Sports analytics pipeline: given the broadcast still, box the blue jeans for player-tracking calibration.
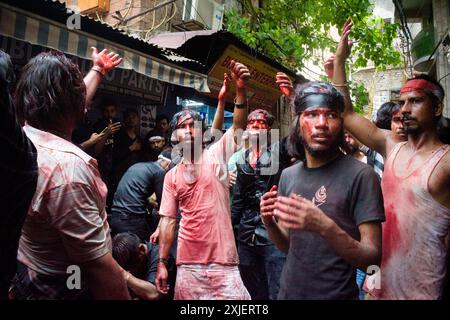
[110,212,151,241]
[238,242,286,300]
[356,269,366,300]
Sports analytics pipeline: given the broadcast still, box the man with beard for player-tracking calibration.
[231,109,287,300]
[343,131,367,163]
[156,61,251,300]
[260,81,385,299]
[334,20,450,300]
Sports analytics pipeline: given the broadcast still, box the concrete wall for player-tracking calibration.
[352,67,407,118]
[102,0,242,35]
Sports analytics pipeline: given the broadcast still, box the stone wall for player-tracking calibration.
[352,67,407,118]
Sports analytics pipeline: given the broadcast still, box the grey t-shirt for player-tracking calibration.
[277,154,385,300]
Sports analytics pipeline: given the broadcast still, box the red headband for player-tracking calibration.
[400,79,439,94]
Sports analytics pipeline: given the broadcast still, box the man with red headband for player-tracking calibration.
[231,108,289,300]
[334,20,450,299]
[156,61,251,300]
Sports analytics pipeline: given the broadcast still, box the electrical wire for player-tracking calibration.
[124,2,177,35]
[145,3,169,41]
[122,0,134,21]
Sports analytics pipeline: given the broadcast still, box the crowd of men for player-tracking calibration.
[1,20,450,300]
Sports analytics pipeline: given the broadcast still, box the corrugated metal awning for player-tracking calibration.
[0,2,210,92]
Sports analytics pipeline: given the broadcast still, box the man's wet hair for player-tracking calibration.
[169,109,206,145]
[375,102,400,130]
[112,232,142,271]
[247,109,275,127]
[0,50,15,90]
[15,51,86,130]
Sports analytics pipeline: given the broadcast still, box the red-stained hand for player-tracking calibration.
[91,47,123,73]
[229,60,251,89]
[335,19,353,62]
[149,228,159,244]
[260,185,278,226]
[275,72,294,97]
[218,73,230,101]
[155,263,169,295]
[273,193,330,233]
[323,55,335,79]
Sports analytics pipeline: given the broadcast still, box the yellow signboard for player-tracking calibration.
[207,45,287,111]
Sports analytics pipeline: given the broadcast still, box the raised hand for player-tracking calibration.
[218,73,230,101]
[275,72,294,98]
[323,55,335,79]
[90,47,123,74]
[229,60,251,89]
[335,19,353,62]
[100,121,121,138]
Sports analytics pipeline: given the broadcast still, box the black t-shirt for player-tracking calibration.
[277,154,385,300]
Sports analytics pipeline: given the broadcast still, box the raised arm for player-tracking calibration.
[211,73,229,131]
[229,60,250,130]
[84,47,123,110]
[275,72,294,100]
[332,20,391,157]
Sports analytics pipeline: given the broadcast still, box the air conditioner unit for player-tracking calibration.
[66,0,110,14]
[182,0,224,30]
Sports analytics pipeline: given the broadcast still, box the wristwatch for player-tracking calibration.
[91,65,106,76]
[234,97,248,109]
[158,257,169,266]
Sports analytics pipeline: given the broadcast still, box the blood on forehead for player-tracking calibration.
[177,112,193,126]
[248,111,267,122]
